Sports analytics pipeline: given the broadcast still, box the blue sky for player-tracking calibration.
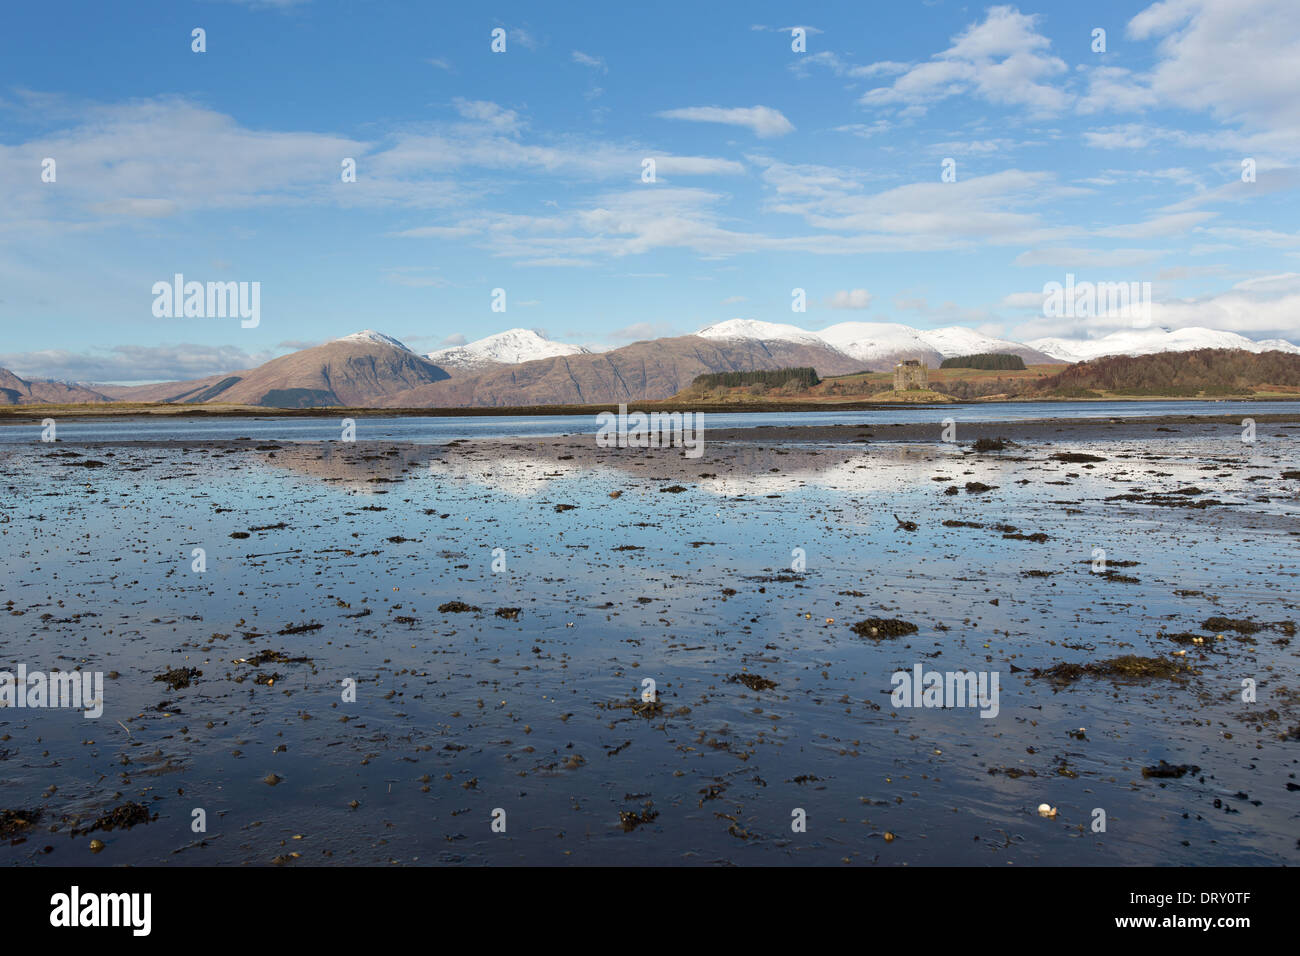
[2,0,1299,382]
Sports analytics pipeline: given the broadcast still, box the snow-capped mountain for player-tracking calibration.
[697,319,1059,366]
[918,326,1044,360]
[426,328,590,373]
[696,319,825,347]
[334,329,413,352]
[332,322,1300,376]
[1029,327,1300,363]
[815,322,941,363]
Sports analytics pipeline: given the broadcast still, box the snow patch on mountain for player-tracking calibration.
[697,319,1053,363]
[814,322,936,362]
[695,319,825,346]
[917,326,1044,360]
[335,330,413,352]
[426,328,590,371]
[1028,327,1300,363]
[697,318,1297,365]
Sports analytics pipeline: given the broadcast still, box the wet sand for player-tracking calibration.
[1,415,1298,865]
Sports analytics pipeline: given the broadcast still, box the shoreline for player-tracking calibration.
[2,394,1298,422]
[4,412,1297,448]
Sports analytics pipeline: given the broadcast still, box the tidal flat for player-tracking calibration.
[1,414,1298,865]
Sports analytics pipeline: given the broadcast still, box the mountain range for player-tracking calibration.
[2,322,1297,408]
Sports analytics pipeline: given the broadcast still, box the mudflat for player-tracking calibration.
[1,414,1297,865]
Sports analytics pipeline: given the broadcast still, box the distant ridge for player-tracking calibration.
[0,367,110,405]
[696,318,1059,367]
[5,321,1299,409]
[95,334,447,407]
[1028,326,1300,363]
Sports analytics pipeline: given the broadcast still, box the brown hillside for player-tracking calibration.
[386,335,866,408]
[211,340,448,406]
[97,371,252,404]
[0,367,111,405]
[1034,348,1300,397]
[100,341,450,408]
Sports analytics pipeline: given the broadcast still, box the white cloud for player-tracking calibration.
[1077,66,1160,115]
[382,267,452,287]
[0,343,277,383]
[1014,247,1168,267]
[1155,264,1230,280]
[1013,272,1300,339]
[832,121,892,139]
[451,98,522,133]
[765,169,1086,249]
[391,225,478,239]
[751,24,824,35]
[1001,291,1045,308]
[609,321,679,341]
[0,94,753,249]
[750,155,868,198]
[791,51,910,79]
[87,198,180,218]
[571,51,607,72]
[656,105,795,138]
[1095,211,1215,238]
[926,138,1035,155]
[0,97,367,225]
[508,28,541,51]
[1128,0,1300,131]
[860,6,1071,116]
[1073,2,1300,155]
[1200,226,1300,248]
[827,288,873,309]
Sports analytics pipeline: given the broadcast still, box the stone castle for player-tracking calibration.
[893,359,928,391]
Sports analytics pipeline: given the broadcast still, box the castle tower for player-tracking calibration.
[893,359,928,391]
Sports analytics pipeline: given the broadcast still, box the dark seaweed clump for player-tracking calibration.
[1142,760,1200,779]
[850,618,918,638]
[728,673,777,691]
[1031,654,1186,686]
[153,666,201,690]
[70,802,153,836]
[619,808,659,831]
[0,808,42,839]
[439,601,481,613]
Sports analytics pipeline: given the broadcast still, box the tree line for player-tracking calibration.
[692,367,821,389]
[939,353,1026,370]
